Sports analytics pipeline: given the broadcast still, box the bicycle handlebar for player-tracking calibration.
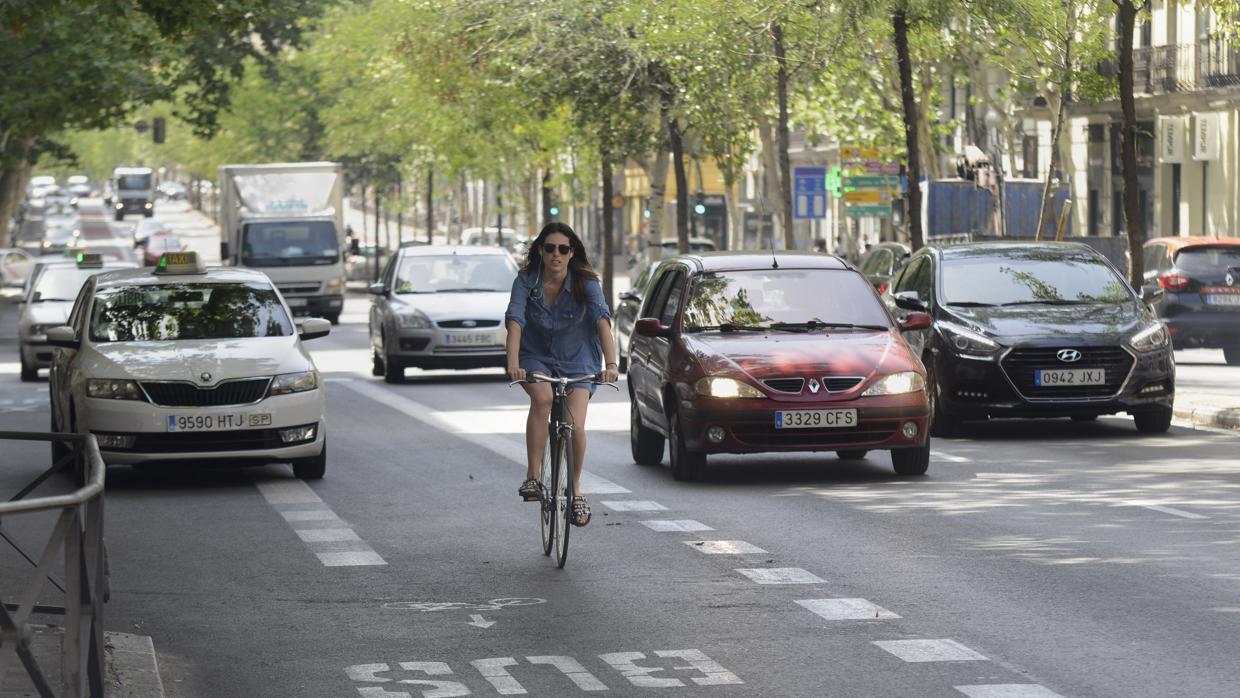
[508,372,620,390]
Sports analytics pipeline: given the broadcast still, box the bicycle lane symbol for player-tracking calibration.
[381,598,547,614]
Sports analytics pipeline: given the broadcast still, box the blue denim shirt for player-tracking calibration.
[505,269,611,377]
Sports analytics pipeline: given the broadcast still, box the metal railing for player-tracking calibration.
[0,432,107,698]
[1093,35,1240,94]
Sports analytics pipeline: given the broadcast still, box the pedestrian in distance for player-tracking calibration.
[505,222,619,527]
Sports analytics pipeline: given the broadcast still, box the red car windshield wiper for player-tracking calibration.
[770,320,888,332]
[685,323,768,333]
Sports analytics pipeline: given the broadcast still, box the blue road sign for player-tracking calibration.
[793,166,827,219]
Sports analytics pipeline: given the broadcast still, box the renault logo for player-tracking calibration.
[200,372,212,383]
[1227,271,1236,287]
[1056,349,1082,363]
[806,378,821,394]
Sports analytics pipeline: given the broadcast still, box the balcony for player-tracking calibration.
[1094,34,1240,95]
[1201,34,1240,88]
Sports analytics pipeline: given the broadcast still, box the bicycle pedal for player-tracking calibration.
[521,494,541,502]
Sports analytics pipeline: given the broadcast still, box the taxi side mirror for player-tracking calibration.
[634,318,669,337]
[897,311,932,332]
[298,318,331,341]
[45,326,80,349]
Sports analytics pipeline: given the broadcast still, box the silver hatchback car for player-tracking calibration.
[368,245,518,383]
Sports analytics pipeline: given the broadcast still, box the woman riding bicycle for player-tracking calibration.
[505,222,619,527]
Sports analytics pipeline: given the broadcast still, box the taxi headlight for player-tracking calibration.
[269,371,318,396]
[324,276,345,294]
[862,371,925,397]
[397,309,432,329]
[87,379,145,401]
[1129,322,1169,352]
[694,377,764,399]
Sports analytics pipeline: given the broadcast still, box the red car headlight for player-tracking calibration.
[694,377,764,398]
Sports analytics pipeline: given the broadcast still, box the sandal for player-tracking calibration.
[571,496,591,527]
[518,478,543,501]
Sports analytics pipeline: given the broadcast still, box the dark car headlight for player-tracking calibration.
[1129,322,1169,352]
[938,320,1001,360]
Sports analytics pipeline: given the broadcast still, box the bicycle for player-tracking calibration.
[511,372,618,568]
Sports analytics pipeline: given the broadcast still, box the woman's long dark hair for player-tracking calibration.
[522,221,599,303]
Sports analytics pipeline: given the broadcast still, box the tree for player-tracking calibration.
[1113,0,1143,287]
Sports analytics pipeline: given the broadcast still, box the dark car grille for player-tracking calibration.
[437,319,501,328]
[1000,346,1134,400]
[276,283,320,295]
[731,422,897,448]
[761,377,863,394]
[98,426,313,453]
[141,379,271,407]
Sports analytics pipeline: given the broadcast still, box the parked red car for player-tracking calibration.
[627,252,933,480]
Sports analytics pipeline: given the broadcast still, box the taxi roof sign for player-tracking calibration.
[154,251,207,275]
[75,252,104,268]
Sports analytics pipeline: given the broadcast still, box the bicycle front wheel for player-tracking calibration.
[554,430,573,568]
[539,443,554,556]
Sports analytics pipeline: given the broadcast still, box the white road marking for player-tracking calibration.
[734,567,825,585]
[526,656,609,691]
[796,598,900,620]
[873,639,987,662]
[467,614,496,629]
[471,657,526,695]
[601,500,667,512]
[683,540,767,554]
[955,685,1066,698]
[252,479,386,567]
[932,450,971,463]
[1125,501,1207,519]
[340,381,631,494]
[641,519,714,532]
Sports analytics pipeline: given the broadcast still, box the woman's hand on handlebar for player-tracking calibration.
[601,365,619,384]
[508,365,526,382]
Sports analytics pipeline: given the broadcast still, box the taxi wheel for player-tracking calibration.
[630,400,664,466]
[668,407,705,481]
[891,440,930,476]
[51,412,69,467]
[325,313,340,326]
[20,354,37,382]
[293,437,327,480]
[371,350,385,377]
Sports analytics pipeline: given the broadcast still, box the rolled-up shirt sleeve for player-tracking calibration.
[586,279,612,326]
[505,273,530,328]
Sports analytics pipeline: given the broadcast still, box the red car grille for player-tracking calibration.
[730,421,898,448]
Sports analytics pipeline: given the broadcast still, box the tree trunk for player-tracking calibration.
[669,117,691,254]
[647,147,670,245]
[726,174,742,251]
[601,154,615,313]
[893,6,925,251]
[918,61,941,180]
[756,113,784,246]
[426,167,434,244]
[773,22,795,250]
[542,166,554,228]
[373,189,382,283]
[1116,0,1144,286]
[1036,89,1069,240]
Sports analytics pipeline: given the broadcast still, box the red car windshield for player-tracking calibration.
[683,269,891,331]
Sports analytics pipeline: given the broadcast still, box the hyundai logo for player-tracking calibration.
[806,378,821,394]
[1056,349,1082,363]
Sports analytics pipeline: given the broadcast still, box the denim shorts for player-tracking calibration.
[519,359,597,397]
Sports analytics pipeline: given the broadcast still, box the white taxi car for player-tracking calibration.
[46,252,330,479]
[19,253,137,381]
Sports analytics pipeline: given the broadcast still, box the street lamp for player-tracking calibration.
[984,108,1007,237]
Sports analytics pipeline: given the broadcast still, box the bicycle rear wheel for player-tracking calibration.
[539,444,554,556]
[554,430,573,568]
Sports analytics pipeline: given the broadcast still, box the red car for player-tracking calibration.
[142,233,187,266]
[627,252,933,480]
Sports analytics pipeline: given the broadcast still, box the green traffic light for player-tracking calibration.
[549,207,559,216]
[693,204,706,215]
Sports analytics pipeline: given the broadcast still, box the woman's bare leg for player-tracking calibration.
[565,387,591,493]
[522,382,553,480]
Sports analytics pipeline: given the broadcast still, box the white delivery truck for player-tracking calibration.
[110,166,156,220]
[218,162,346,324]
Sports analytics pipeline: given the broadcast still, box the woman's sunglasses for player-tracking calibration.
[542,243,572,255]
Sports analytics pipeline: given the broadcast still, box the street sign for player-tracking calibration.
[846,204,891,218]
[793,166,827,219]
[843,189,898,205]
[842,175,900,189]
[841,145,881,163]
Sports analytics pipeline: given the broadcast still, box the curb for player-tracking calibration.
[1174,401,1240,432]
[105,632,166,698]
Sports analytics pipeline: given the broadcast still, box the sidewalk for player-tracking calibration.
[0,626,165,697]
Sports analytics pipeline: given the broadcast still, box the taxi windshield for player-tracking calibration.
[30,267,99,302]
[90,282,294,342]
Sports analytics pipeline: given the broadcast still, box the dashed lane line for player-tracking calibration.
[252,478,386,567]
[734,568,825,585]
[872,639,987,662]
[683,540,767,554]
[955,684,1066,697]
[796,598,901,620]
[1125,501,1207,519]
[641,520,714,532]
[338,380,630,495]
[600,500,667,512]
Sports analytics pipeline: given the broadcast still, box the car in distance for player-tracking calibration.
[46,252,330,480]
[368,245,518,383]
[613,260,661,372]
[142,234,187,266]
[1,248,35,289]
[888,241,1174,435]
[857,241,911,294]
[627,252,933,481]
[18,254,137,381]
[1141,236,1240,364]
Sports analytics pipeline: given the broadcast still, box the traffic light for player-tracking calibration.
[152,117,166,144]
[548,206,559,217]
[826,166,842,198]
[693,192,706,216]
